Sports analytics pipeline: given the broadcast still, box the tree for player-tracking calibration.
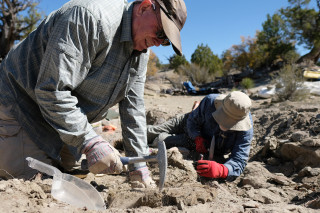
[0,0,42,60]
[257,13,297,67]
[280,0,320,63]
[147,49,160,76]
[191,43,223,76]
[168,53,188,72]
[222,36,266,72]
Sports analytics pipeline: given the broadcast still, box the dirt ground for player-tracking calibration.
[1,70,320,213]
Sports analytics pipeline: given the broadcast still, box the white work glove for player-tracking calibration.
[82,136,123,174]
[129,165,156,188]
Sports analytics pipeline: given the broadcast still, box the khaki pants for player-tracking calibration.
[0,105,82,180]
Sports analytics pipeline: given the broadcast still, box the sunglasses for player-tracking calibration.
[152,3,171,46]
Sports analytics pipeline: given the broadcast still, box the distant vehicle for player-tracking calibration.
[303,67,320,81]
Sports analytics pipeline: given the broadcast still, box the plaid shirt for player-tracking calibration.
[0,0,150,161]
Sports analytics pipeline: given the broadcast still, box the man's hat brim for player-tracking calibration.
[160,9,182,56]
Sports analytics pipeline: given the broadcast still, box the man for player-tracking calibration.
[147,91,254,181]
[0,0,187,188]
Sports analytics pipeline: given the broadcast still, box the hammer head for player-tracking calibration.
[156,140,167,191]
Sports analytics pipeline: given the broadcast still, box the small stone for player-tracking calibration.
[243,200,260,208]
[177,200,184,210]
[298,166,320,177]
[5,188,14,194]
[291,131,308,142]
[313,126,320,132]
[267,157,280,166]
[0,183,7,191]
[301,138,320,147]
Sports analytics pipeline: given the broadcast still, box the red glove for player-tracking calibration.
[194,136,208,154]
[196,160,228,179]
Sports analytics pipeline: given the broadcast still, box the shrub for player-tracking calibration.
[168,54,189,72]
[240,78,255,89]
[178,63,215,85]
[274,64,309,101]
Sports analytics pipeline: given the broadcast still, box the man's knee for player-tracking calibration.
[0,105,51,179]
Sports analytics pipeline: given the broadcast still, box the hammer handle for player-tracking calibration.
[120,155,157,165]
[81,155,157,170]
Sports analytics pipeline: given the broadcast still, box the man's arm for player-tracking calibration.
[119,53,149,167]
[224,114,254,181]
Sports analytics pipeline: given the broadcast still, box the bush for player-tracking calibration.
[274,64,309,101]
[191,44,223,75]
[168,54,188,72]
[240,78,255,89]
[178,63,215,85]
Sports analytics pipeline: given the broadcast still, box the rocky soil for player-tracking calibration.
[1,70,320,213]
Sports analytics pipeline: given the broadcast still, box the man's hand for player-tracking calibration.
[129,165,157,188]
[194,136,208,154]
[196,160,228,178]
[192,101,200,111]
[82,136,123,174]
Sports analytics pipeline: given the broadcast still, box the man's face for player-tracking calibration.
[132,1,166,51]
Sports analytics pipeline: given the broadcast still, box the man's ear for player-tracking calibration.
[137,0,153,16]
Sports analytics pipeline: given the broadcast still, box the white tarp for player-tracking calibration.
[303,81,320,96]
[258,81,320,98]
[258,86,276,99]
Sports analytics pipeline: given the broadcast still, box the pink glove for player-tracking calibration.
[82,136,123,174]
[196,160,228,179]
[129,165,156,188]
[194,136,208,154]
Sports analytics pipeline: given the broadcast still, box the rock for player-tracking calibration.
[280,143,320,169]
[246,188,283,204]
[5,188,13,194]
[313,126,320,132]
[108,190,144,209]
[268,186,288,199]
[0,183,7,191]
[163,185,216,206]
[307,197,320,209]
[268,173,295,186]
[261,136,278,156]
[291,131,308,142]
[243,200,260,208]
[146,109,172,125]
[177,200,184,210]
[267,157,281,166]
[298,166,320,177]
[167,147,197,177]
[136,191,163,208]
[296,107,319,112]
[301,138,320,147]
[241,162,273,189]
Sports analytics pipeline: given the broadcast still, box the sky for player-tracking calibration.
[37,0,311,64]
